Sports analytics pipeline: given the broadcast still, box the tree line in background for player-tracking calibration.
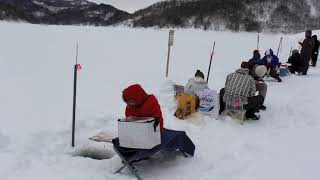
[0,0,320,33]
[132,0,320,33]
[0,0,130,26]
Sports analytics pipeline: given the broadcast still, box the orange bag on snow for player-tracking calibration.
[174,93,198,119]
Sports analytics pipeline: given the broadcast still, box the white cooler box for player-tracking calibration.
[118,117,161,149]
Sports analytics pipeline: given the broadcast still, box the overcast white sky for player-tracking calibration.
[87,0,163,13]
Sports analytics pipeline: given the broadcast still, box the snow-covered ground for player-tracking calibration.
[0,22,319,180]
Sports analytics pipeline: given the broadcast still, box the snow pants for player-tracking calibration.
[256,81,267,101]
[301,56,311,75]
[267,68,282,82]
[244,95,264,118]
[311,52,318,67]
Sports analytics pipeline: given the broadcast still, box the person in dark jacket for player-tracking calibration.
[248,50,262,66]
[122,84,164,132]
[261,49,282,82]
[287,49,304,74]
[311,35,319,67]
[299,30,315,74]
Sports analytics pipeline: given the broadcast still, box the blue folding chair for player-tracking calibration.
[112,129,195,180]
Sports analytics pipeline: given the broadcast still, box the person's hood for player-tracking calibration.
[235,68,250,75]
[312,35,318,40]
[265,49,274,56]
[122,84,148,105]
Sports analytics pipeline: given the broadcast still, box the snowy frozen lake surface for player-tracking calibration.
[0,22,319,180]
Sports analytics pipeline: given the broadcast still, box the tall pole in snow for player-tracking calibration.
[299,38,303,52]
[207,42,216,83]
[166,30,175,78]
[277,37,283,56]
[72,43,81,147]
[288,46,293,59]
[257,33,260,50]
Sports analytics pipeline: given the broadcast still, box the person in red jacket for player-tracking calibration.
[122,84,164,132]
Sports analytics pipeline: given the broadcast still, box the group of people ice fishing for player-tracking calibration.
[112,30,319,179]
[121,30,319,127]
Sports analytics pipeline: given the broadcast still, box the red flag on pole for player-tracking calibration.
[76,64,82,71]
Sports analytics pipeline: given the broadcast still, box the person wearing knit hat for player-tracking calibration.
[219,67,264,120]
[240,62,268,110]
[185,70,208,96]
[195,70,205,79]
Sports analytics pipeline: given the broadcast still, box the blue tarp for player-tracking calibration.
[112,129,195,162]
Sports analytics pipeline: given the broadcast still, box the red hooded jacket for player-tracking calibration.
[122,84,164,132]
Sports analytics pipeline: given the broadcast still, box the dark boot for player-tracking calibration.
[246,113,260,120]
[259,105,267,110]
[288,66,295,74]
[219,88,225,114]
[276,76,282,82]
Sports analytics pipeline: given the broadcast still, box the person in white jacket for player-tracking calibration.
[184,70,208,96]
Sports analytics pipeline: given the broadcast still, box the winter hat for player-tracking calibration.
[254,65,267,78]
[195,70,205,79]
[253,49,260,55]
[292,49,299,55]
[241,61,250,69]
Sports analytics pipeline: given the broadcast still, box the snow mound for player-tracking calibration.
[73,142,115,160]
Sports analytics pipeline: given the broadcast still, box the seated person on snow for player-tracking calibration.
[287,49,304,74]
[174,70,208,119]
[122,84,164,133]
[219,64,264,120]
[241,61,268,111]
[261,49,282,82]
[184,70,209,96]
[248,49,262,67]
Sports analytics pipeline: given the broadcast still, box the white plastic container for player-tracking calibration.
[118,117,161,149]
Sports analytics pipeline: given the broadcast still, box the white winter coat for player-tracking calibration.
[184,77,208,96]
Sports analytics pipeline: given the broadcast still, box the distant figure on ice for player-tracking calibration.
[219,65,264,120]
[184,70,208,96]
[261,49,282,82]
[287,49,304,74]
[122,84,164,132]
[311,35,319,67]
[248,49,262,66]
[299,30,315,74]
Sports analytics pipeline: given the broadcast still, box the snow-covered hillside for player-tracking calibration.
[87,0,163,13]
[0,22,320,180]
